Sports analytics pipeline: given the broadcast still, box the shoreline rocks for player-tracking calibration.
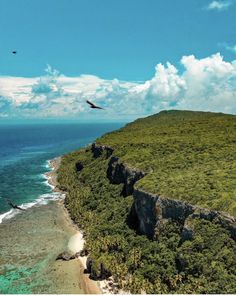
[56,251,80,261]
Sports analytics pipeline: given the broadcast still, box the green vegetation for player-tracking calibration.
[58,111,236,293]
[98,110,236,215]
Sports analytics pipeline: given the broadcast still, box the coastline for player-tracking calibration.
[47,157,104,294]
[45,157,62,193]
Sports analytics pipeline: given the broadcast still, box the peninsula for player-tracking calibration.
[58,110,236,294]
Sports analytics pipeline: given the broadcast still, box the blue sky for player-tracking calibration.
[0,0,235,120]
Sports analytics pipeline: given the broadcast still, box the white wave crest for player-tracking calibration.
[0,192,65,224]
[0,158,63,224]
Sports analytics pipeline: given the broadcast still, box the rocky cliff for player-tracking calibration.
[91,143,236,241]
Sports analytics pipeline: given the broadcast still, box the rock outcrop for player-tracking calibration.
[107,156,145,196]
[56,251,80,261]
[133,188,236,241]
[91,143,113,159]
[91,143,236,241]
[86,256,111,280]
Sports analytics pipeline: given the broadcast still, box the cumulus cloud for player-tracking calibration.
[206,1,233,11]
[0,53,236,120]
[177,53,236,113]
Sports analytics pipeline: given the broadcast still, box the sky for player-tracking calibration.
[0,0,235,121]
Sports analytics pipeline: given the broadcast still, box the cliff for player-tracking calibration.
[96,110,236,216]
[58,110,236,294]
[91,143,236,242]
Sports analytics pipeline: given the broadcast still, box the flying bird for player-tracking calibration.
[5,198,25,211]
[86,100,104,110]
[12,51,17,54]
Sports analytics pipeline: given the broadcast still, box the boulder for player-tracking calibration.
[56,251,76,261]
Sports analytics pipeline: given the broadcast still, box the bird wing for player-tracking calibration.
[16,205,25,211]
[86,100,95,107]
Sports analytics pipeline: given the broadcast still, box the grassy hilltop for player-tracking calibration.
[97,110,236,215]
[58,110,236,293]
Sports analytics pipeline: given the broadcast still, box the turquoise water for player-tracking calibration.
[0,122,124,293]
[0,202,83,293]
[0,122,124,216]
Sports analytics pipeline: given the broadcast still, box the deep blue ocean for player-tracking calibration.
[0,122,124,220]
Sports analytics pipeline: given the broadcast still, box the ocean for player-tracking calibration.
[0,122,124,293]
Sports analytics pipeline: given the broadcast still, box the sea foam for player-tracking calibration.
[0,159,64,224]
[0,192,65,224]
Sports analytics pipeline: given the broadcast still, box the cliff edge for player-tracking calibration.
[58,110,236,294]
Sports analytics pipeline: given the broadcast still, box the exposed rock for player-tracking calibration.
[160,197,195,221]
[91,143,114,159]
[181,208,236,241]
[91,143,236,241]
[79,249,88,257]
[181,216,195,241]
[215,213,236,240]
[190,207,218,221]
[86,256,93,273]
[134,188,236,241]
[107,156,145,196]
[126,202,140,230]
[133,189,158,237]
[133,188,195,237]
[85,256,111,280]
[100,262,112,279]
[56,251,76,261]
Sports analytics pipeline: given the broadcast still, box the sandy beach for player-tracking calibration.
[47,157,103,294]
[49,156,130,294]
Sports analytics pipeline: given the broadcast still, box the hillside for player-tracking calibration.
[97,110,236,215]
[57,110,236,294]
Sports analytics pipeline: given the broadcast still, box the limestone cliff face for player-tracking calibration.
[133,188,195,238]
[107,156,145,196]
[91,143,236,241]
[91,143,113,159]
[133,188,236,241]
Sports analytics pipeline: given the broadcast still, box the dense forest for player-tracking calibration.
[97,110,236,215]
[58,110,236,293]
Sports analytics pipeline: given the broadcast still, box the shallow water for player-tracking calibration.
[0,201,84,293]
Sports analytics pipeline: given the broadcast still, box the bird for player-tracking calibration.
[86,100,104,110]
[5,198,25,211]
[12,51,17,54]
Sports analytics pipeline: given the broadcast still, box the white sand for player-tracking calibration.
[67,232,130,294]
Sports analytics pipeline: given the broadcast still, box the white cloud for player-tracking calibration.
[0,53,236,120]
[177,53,236,112]
[206,1,233,11]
